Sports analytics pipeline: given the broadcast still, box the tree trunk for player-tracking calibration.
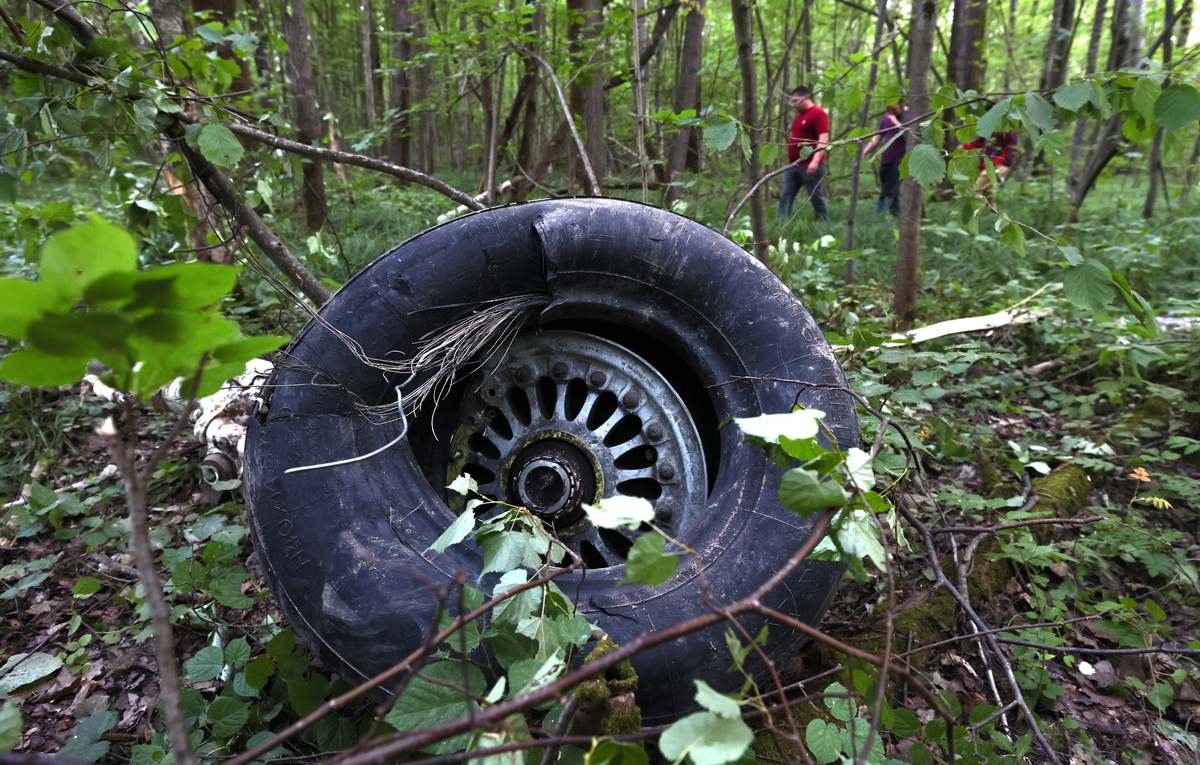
[1067,0,1109,189]
[567,0,607,194]
[946,0,988,93]
[361,0,379,127]
[1040,0,1077,91]
[388,0,415,171]
[282,0,328,232]
[513,5,546,201]
[149,0,236,265]
[844,0,889,263]
[1067,0,1145,223]
[1142,0,1172,218]
[631,0,651,201]
[664,0,704,208]
[731,0,769,264]
[892,0,939,331]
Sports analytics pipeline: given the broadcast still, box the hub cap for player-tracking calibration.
[446,330,707,568]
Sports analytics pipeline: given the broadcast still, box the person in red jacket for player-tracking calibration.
[961,129,1017,209]
[778,85,830,222]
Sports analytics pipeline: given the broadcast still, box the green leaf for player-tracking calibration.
[1063,260,1116,312]
[1144,599,1167,622]
[734,409,824,443]
[27,312,132,358]
[823,682,854,721]
[72,576,103,597]
[842,449,875,493]
[909,742,934,765]
[1153,84,1200,131]
[1148,682,1174,711]
[585,495,654,530]
[1110,271,1158,333]
[197,123,245,167]
[805,719,842,764]
[207,697,251,738]
[588,740,649,765]
[0,701,21,752]
[0,278,60,337]
[693,680,741,719]
[243,656,275,689]
[0,652,64,694]
[39,219,137,301]
[385,661,486,755]
[620,533,679,586]
[906,143,946,187]
[975,98,1010,137]
[1059,245,1083,266]
[57,711,117,763]
[478,526,547,577]
[703,121,738,152]
[759,142,779,166]
[1054,82,1093,112]
[184,645,225,682]
[779,468,849,518]
[446,474,478,496]
[427,509,477,553]
[1000,220,1026,257]
[89,262,240,312]
[1132,78,1161,124]
[659,711,753,765]
[224,637,252,667]
[287,673,330,716]
[886,707,921,736]
[0,348,85,387]
[1024,91,1057,133]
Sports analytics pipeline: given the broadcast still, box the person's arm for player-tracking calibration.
[864,136,880,155]
[806,108,831,171]
[807,132,829,171]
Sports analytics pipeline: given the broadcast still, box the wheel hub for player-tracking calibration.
[509,438,595,523]
[445,330,707,568]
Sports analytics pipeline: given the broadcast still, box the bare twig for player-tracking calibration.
[531,55,600,197]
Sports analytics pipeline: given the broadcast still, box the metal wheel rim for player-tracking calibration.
[445,330,707,568]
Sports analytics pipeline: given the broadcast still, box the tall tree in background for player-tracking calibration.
[1067,0,1145,223]
[281,0,329,231]
[361,0,382,130]
[946,0,987,93]
[148,0,236,265]
[388,0,417,171]
[893,0,939,330]
[1040,0,1078,92]
[663,0,705,208]
[731,0,769,264]
[568,0,607,194]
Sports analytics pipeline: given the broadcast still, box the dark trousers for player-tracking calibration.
[778,163,828,221]
[876,162,901,216]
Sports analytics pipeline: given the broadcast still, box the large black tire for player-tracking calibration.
[244,199,858,722]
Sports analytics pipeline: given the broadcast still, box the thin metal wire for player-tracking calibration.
[284,379,411,475]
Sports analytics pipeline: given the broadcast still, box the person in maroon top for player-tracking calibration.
[961,129,1018,210]
[778,85,830,222]
[863,103,907,216]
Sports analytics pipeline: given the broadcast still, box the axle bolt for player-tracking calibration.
[589,370,607,387]
[646,424,663,441]
[659,464,675,480]
[552,362,569,378]
[622,390,641,408]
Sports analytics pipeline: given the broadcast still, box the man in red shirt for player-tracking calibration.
[779,85,830,222]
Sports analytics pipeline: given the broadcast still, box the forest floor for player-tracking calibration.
[2,371,1200,765]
